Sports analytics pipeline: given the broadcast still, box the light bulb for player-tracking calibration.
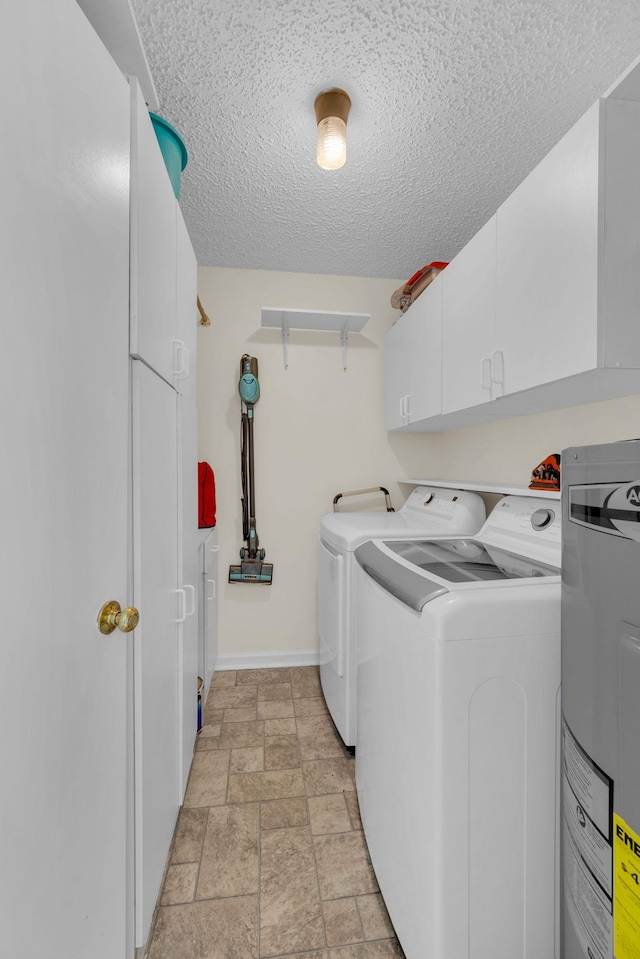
[316,116,347,170]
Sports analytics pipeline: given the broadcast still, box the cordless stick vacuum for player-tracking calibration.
[228,355,274,584]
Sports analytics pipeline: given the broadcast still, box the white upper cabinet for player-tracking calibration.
[495,97,640,399]
[385,279,442,429]
[493,96,640,413]
[441,216,497,414]
[129,79,178,385]
[387,95,640,431]
[495,102,600,394]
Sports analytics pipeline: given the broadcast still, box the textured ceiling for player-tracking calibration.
[130,0,640,278]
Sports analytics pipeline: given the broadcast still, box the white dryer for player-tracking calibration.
[318,486,485,748]
[354,495,562,959]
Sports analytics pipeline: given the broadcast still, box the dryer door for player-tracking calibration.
[317,536,345,678]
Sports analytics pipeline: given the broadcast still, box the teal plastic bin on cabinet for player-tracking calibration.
[149,112,188,199]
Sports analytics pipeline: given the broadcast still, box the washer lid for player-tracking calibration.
[385,538,559,582]
[355,539,449,612]
[355,536,559,612]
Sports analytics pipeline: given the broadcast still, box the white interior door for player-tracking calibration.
[0,3,131,955]
[131,359,180,946]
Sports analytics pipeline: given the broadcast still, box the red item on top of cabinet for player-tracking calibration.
[391,261,449,313]
[198,462,216,527]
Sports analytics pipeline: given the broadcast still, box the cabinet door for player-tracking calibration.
[203,529,219,690]
[176,209,199,796]
[441,215,497,413]
[131,360,179,947]
[405,279,442,423]
[385,317,410,429]
[496,101,600,396]
[130,79,178,385]
[600,98,640,370]
[175,208,198,397]
[177,395,199,798]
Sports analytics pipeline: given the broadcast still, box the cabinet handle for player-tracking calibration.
[207,579,216,601]
[399,396,406,419]
[173,339,190,378]
[184,584,196,617]
[175,587,187,623]
[405,394,412,420]
[481,357,492,391]
[491,350,504,395]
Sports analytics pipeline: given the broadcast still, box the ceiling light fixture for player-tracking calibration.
[314,88,351,170]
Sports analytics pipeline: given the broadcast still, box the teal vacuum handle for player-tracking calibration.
[239,354,260,404]
[239,372,259,404]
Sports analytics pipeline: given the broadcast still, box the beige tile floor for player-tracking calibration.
[147,666,405,959]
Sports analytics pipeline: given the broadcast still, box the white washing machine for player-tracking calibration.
[318,486,486,748]
[354,495,562,959]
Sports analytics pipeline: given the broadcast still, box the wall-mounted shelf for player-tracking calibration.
[261,307,370,369]
[399,477,561,500]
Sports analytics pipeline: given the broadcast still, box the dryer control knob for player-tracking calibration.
[531,508,555,530]
[423,493,434,505]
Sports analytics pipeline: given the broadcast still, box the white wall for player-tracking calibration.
[439,393,640,484]
[197,267,439,662]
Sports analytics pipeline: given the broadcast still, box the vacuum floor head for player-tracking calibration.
[229,560,274,585]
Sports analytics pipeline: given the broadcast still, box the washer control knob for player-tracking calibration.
[423,492,434,505]
[531,508,555,530]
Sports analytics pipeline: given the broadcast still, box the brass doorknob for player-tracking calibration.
[97,600,140,635]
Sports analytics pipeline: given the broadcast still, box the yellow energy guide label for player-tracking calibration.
[614,813,640,959]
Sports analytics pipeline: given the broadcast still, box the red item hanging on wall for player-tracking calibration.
[198,462,216,527]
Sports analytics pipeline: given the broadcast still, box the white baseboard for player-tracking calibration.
[215,650,320,671]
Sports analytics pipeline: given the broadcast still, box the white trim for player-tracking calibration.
[399,477,561,500]
[215,650,320,671]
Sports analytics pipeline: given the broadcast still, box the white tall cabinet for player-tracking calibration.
[0,3,200,956]
[129,81,200,946]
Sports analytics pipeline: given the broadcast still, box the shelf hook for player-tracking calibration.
[341,318,350,371]
[282,313,290,369]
